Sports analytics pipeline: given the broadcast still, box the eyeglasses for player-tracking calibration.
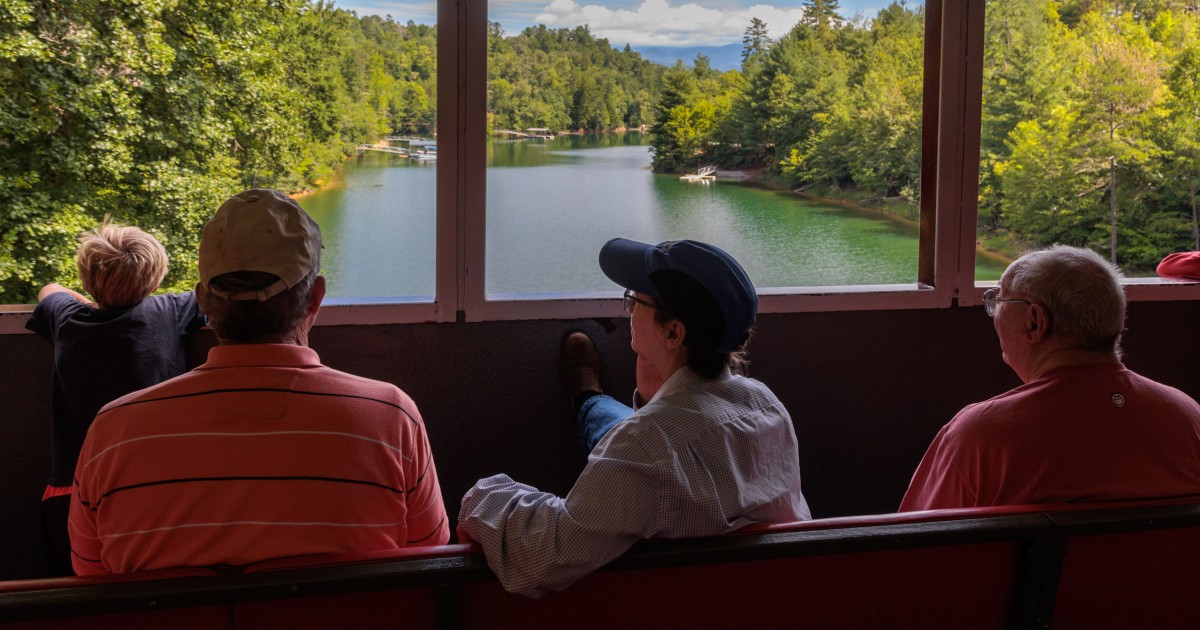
[623,290,657,314]
[982,287,1031,317]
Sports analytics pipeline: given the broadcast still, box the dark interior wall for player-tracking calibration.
[2,299,1198,580]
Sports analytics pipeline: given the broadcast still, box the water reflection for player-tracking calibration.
[302,133,1007,299]
[302,152,437,299]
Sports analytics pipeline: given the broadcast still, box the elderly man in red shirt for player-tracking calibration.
[902,245,1200,510]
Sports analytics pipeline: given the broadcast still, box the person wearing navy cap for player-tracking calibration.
[458,238,811,598]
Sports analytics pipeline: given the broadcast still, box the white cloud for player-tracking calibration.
[333,0,913,47]
[533,0,808,46]
[336,1,438,23]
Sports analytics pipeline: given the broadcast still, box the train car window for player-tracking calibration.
[5,0,1200,333]
[481,2,935,297]
[975,0,1200,285]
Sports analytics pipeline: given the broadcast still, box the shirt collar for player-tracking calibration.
[198,343,322,370]
[645,365,733,406]
[1034,361,1127,382]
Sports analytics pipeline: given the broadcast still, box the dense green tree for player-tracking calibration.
[802,0,845,35]
[1160,43,1200,249]
[979,0,1076,228]
[1072,17,1162,264]
[652,1,1200,270]
[1,0,286,300]
[759,32,851,161]
[651,64,702,170]
[658,100,719,169]
[843,3,924,199]
[996,107,1097,244]
[487,23,661,132]
[0,1,435,302]
[776,1,919,196]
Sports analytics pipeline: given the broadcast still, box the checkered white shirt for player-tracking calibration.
[458,367,811,598]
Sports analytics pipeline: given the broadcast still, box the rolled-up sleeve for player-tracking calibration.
[458,447,662,598]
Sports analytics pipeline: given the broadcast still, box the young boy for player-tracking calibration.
[26,219,206,576]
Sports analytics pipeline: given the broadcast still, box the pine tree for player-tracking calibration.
[1074,31,1161,264]
[742,18,771,66]
[802,0,844,34]
[1159,43,1200,249]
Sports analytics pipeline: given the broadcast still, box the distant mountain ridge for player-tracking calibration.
[629,43,742,72]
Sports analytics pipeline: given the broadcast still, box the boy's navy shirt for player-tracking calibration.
[27,292,204,486]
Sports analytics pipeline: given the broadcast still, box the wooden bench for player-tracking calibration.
[1040,502,1200,629]
[2,500,1198,629]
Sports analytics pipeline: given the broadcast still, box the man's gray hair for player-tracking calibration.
[1001,245,1126,353]
[204,269,317,343]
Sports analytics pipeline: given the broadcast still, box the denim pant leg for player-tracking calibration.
[577,394,635,451]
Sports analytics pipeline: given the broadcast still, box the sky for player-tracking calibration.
[332,0,914,47]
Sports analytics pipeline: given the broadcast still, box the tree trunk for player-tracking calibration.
[1110,155,1118,265]
[1192,180,1198,251]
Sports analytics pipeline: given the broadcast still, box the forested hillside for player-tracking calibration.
[487,24,663,133]
[651,0,1200,270]
[1,1,439,301]
[7,0,1195,304]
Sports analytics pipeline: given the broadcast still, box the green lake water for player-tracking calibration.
[303,132,1008,299]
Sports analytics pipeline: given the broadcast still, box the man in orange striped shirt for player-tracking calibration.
[68,189,448,574]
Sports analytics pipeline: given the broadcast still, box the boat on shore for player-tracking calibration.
[680,165,716,184]
[408,140,437,161]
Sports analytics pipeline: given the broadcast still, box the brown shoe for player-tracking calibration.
[561,332,603,401]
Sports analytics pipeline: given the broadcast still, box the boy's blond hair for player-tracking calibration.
[76,218,169,309]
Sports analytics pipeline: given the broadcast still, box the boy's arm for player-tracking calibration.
[174,291,207,332]
[38,283,92,305]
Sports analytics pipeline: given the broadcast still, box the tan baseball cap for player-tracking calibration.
[199,189,322,301]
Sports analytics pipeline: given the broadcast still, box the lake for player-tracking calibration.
[302,132,1008,299]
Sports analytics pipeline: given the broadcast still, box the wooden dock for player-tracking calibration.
[680,165,717,184]
[356,144,410,156]
[494,129,556,139]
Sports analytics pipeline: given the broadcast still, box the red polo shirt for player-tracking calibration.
[902,363,1200,510]
[70,344,448,574]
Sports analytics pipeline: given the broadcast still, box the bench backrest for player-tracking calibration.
[458,538,1033,629]
[1046,503,1200,629]
[3,501,1199,629]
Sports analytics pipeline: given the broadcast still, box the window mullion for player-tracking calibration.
[436,0,460,322]
[954,0,986,306]
[932,0,985,308]
[458,0,488,323]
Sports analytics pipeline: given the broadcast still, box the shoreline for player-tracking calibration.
[715,168,921,226]
[714,168,1014,265]
[290,155,355,199]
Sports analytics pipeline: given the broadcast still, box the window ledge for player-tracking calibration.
[963,277,1200,307]
[1121,277,1200,301]
[4,279,1199,334]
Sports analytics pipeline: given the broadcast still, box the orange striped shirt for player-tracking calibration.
[69,343,448,575]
